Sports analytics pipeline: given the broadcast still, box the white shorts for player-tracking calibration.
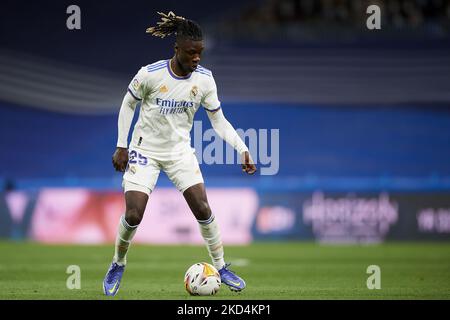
[122,147,204,195]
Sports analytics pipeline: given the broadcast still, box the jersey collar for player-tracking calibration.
[167,59,192,80]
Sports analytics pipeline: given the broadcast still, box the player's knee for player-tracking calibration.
[196,200,212,221]
[125,207,144,226]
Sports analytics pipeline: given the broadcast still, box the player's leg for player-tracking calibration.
[103,189,149,296]
[183,183,224,268]
[113,190,148,265]
[104,150,159,296]
[183,183,246,292]
[165,151,246,291]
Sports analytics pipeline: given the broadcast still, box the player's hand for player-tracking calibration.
[112,147,129,172]
[241,151,257,175]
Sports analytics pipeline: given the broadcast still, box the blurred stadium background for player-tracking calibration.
[0,0,450,299]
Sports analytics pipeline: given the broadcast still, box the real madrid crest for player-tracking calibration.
[190,86,198,98]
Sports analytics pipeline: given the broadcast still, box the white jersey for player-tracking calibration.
[127,59,221,160]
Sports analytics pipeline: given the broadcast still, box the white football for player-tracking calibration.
[184,262,221,296]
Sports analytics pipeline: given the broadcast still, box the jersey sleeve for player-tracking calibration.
[201,75,221,112]
[127,67,151,101]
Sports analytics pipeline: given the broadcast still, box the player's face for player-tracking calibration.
[175,39,204,73]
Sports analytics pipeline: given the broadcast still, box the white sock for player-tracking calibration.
[113,215,138,266]
[198,214,225,270]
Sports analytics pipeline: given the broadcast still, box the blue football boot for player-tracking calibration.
[219,263,246,292]
[103,262,125,296]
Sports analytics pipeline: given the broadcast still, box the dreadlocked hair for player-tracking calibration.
[146,11,203,41]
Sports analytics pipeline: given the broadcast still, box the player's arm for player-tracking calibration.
[207,108,257,175]
[113,91,139,172]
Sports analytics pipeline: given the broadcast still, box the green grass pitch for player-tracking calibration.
[0,241,449,299]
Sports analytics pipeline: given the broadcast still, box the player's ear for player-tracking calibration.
[174,42,178,54]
